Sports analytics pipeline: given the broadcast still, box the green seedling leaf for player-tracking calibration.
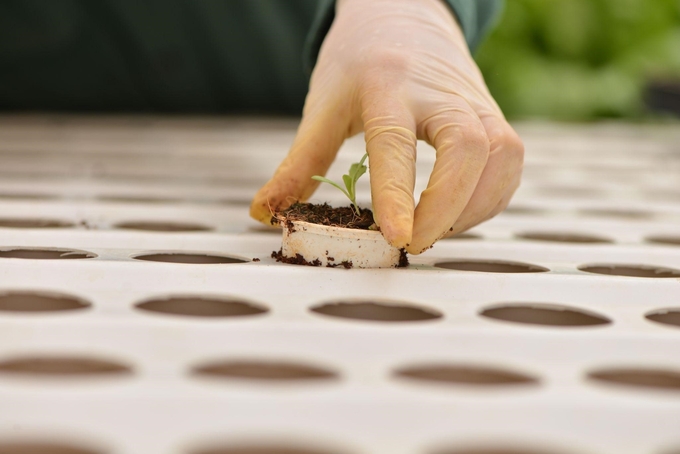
[312,153,369,216]
[311,175,350,199]
[342,174,354,200]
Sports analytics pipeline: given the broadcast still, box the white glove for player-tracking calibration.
[251,0,524,254]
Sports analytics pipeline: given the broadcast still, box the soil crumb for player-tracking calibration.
[271,249,321,267]
[273,202,375,230]
[327,260,353,269]
[398,248,409,267]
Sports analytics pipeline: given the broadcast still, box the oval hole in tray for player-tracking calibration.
[190,443,345,454]
[98,195,180,204]
[247,226,282,235]
[0,291,90,313]
[0,441,104,454]
[0,192,57,201]
[133,252,246,264]
[578,263,680,278]
[646,235,680,246]
[115,221,212,232]
[135,296,268,318]
[577,208,653,220]
[431,445,572,454]
[516,231,612,244]
[393,364,539,387]
[219,197,253,206]
[538,185,603,198]
[502,206,548,216]
[435,260,549,274]
[0,218,74,228]
[645,308,680,329]
[479,303,611,327]
[441,232,483,241]
[0,247,96,260]
[191,359,338,382]
[587,367,680,391]
[310,301,442,323]
[0,355,132,377]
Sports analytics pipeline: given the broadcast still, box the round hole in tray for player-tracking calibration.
[135,295,268,318]
[133,252,246,264]
[0,441,104,454]
[190,444,344,454]
[587,367,680,391]
[645,308,680,329]
[393,364,539,387]
[442,232,483,241]
[310,301,442,323]
[646,235,680,246]
[0,218,73,229]
[516,231,612,244]
[191,359,338,382]
[578,263,680,278]
[479,303,611,327]
[577,208,653,220]
[115,221,212,232]
[0,247,96,260]
[0,291,90,313]
[0,355,132,377]
[435,259,549,274]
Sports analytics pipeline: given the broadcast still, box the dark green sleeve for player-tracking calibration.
[303,0,504,76]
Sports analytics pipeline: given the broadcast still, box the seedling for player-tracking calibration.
[312,153,368,216]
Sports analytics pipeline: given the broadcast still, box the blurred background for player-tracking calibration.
[476,0,680,121]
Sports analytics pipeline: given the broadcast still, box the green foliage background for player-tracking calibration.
[475,0,680,120]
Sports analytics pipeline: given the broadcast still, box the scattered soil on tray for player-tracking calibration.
[271,250,322,267]
[272,202,375,230]
[271,248,408,269]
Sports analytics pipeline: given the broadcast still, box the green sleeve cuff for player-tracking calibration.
[445,0,504,51]
[303,0,504,77]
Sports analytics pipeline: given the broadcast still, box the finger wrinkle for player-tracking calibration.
[365,126,417,147]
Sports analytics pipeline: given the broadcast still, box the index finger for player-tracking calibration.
[408,103,489,254]
[363,99,418,249]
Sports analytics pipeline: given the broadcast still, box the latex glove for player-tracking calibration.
[250,0,523,254]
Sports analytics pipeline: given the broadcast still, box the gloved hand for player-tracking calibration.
[250,0,523,254]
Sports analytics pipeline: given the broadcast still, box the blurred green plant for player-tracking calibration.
[476,0,680,120]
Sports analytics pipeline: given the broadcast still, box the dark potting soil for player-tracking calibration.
[272,202,375,230]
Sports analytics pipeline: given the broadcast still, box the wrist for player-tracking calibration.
[335,0,464,41]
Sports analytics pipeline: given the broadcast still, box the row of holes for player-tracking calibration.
[1,215,680,246]
[1,439,679,454]
[0,291,678,329]
[0,192,253,206]
[2,247,679,279]
[503,206,680,219]
[0,188,679,213]
[0,354,679,394]
[449,231,680,246]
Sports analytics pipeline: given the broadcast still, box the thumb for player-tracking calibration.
[250,102,350,224]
